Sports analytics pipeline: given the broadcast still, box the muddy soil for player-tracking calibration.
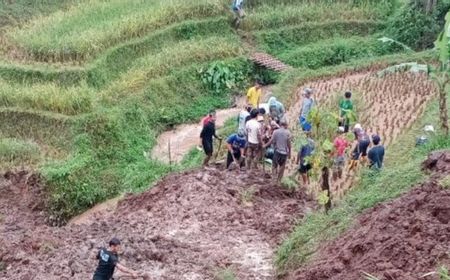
[152,86,273,164]
[0,168,312,280]
[289,151,450,280]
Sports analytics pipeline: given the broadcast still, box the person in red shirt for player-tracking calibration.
[197,110,216,150]
[332,127,349,180]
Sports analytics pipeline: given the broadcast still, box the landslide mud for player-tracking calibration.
[290,151,450,280]
[1,168,311,279]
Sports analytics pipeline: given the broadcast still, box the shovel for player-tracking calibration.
[214,138,223,161]
[118,273,151,280]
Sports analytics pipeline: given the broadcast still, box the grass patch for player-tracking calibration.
[0,138,40,169]
[242,2,389,31]
[6,0,225,62]
[254,20,384,55]
[278,36,405,69]
[0,79,93,115]
[275,90,450,274]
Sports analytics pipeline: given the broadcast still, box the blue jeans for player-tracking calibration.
[299,116,312,132]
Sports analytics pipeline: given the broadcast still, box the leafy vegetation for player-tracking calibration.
[275,91,450,273]
[385,0,450,50]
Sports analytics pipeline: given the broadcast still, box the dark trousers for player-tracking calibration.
[226,150,243,168]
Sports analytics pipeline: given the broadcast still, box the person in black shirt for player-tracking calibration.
[93,238,138,280]
[200,114,221,166]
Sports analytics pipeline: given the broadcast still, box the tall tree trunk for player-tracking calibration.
[439,88,449,135]
[321,167,331,213]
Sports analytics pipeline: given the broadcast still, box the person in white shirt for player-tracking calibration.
[245,109,262,169]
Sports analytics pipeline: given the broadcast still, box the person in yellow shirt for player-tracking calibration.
[246,81,262,108]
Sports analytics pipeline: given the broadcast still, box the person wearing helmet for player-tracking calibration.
[226,131,247,170]
[299,88,314,132]
[93,238,138,280]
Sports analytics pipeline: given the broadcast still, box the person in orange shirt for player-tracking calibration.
[246,80,262,108]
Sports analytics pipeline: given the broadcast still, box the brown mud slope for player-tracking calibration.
[1,168,311,280]
[290,151,450,280]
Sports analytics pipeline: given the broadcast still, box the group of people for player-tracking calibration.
[199,82,386,187]
[298,88,385,183]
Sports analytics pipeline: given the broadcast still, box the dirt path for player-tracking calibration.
[152,86,273,164]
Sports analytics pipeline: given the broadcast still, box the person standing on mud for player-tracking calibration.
[246,80,262,109]
[200,114,222,167]
[264,119,291,184]
[268,96,286,124]
[231,0,245,28]
[226,131,247,170]
[297,133,315,187]
[349,123,370,170]
[197,110,216,151]
[93,238,138,280]
[368,134,385,169]
[245,109,262,169]
[333,127,349,179]
[339,91,353,133]
[238,104,251,136]
[299,88,314,132]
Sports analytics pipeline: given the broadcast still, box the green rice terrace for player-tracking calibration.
[0,0,449,279]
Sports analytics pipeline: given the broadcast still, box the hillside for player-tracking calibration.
[1,0,450,279]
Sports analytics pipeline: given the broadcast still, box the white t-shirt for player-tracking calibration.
[246,119,261,144]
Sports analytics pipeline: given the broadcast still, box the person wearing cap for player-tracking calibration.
[268,97,285,123]
[93,238,138,280]
[238,104,252,136]
[297,132,315,186]
[299,88,315,132]
[246,80,262,109]
[333,127,349,179]
[339,91,353,133]
[200,114,222,167]
[245,109,262,169]
[226,132,247,170]
[264,119,292,184]
[368,134,385,169]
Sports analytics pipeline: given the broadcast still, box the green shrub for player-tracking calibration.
[6,0,226,62]
[278,36,405,69]
[254,20,384,55]
[0,138,40,164]
[385,0,450,50]
[200,60,251,96]
[0,79,94,115]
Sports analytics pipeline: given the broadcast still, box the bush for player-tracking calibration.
[254,20,384,55]
[0,138,40,164]
[278,37,405,69]
[385,0,450,50]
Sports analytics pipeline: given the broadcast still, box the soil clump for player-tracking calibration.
[289,151,450,280]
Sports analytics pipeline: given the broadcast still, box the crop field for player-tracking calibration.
[1,1,450,278]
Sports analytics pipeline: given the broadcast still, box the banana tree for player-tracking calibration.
[432,11,450,136]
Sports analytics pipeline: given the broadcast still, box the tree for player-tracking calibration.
[432,11,450,136]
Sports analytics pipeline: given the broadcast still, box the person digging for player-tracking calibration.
[226,131,246,170]
[264,119,292,184]
[93,238,142,280]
